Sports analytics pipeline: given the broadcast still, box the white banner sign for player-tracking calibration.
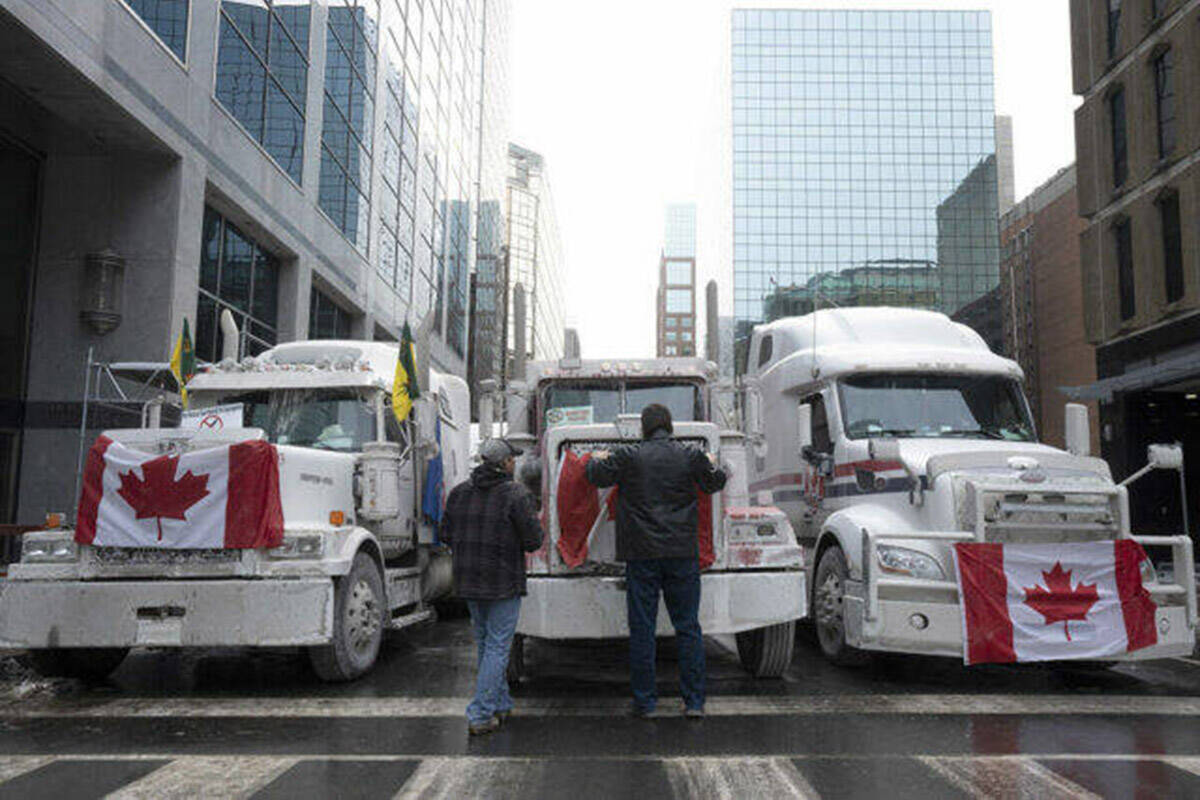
[181,403,244,432]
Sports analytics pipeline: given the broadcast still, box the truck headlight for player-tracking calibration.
[267,533,324,559]
[21,532,79,563]
[877,545,945,580]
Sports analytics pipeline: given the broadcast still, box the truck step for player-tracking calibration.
[389,606,436,632]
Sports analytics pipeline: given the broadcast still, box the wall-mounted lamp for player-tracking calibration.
[81,249,125,335]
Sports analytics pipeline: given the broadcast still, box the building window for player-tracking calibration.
[197,206,280,363]
[1107,0,1122,60]
[319,1,378,249]
[309,288,353,339]
[1109,87,1128,188]
[682,331,693,342]
[1158,192,1184,303]
[665,261,692,285]
[1153,49,1176,159]
[1114,219,1135,321]
[665,288,693,313]
[215,1,310,184]
[124,0,189,61]
[666,331,677,341]
[665,317,678,328]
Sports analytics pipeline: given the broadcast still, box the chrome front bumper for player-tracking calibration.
[0,578,335,648]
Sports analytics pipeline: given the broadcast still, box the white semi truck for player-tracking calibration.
[741,307,1196,665]
[486,355,806,678]
[0,333,468,682]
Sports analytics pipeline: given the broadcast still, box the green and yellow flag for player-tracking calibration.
[170,318,197,409]
[392,321,420,423]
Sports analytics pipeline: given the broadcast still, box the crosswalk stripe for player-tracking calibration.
[0,755,54,784]
[4,694,1200,719]
[664,757,818,800]
[103,756,299,800]
[920,756,1101,800]
[1165,756,1200,776]
[394,757,545,799]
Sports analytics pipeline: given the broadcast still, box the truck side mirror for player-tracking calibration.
[797,403,812,454]
[1064,403,1090,457]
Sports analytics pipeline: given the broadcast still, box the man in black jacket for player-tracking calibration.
[441,437,544,735]
[585,404,726,717]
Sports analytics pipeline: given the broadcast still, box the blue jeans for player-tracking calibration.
[465,596,522,725]
[625,557,705,712]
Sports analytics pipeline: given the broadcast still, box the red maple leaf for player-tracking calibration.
[1023,562,1099,642]
[116,455,210,541]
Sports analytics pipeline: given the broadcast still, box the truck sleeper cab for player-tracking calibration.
[2,339,468,682]
[743,308,1196,666]
[490,358,807,678]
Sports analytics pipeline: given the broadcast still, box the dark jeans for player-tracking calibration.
[625,557,705,712]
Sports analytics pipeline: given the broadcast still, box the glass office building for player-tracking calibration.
[731,9,1000,367]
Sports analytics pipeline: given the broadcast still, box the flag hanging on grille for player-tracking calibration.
[554,449,715,569]
[75,436,284,549]
[953,540,1158,665]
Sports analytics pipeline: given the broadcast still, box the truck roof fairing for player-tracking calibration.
[751,307,1023,385]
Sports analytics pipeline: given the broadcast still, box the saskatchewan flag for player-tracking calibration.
[170,318,196,409]
[392,321,420,423]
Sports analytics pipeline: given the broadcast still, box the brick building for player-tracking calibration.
[1069,0,1200,536]
[999,165,1099,451]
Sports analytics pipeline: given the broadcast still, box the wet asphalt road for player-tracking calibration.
[4,619,1200,798]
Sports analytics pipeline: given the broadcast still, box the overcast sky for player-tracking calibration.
[508,0,1077,359]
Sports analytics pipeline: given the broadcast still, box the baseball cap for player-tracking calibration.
[479,437,524,465]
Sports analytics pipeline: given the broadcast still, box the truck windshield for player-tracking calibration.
[839,373,1035,442]
[542,380,701,430]
[204,390,377,452]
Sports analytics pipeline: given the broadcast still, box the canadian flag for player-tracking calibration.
[75,436,284,549]
[554,449,715,569]
[953,540,1158,665]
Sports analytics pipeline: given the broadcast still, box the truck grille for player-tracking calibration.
[957,482,1121,544]
[91,547,240,565]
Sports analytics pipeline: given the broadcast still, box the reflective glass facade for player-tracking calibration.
[124,0,189,61]
[732,9,1000,366]
[372,0,510,361]
[197,206,280,362]
[216,1,311,184]
[499,143,566,371]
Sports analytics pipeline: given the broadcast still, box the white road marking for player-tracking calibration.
[105,756,299,800]
[664,757,818,800]
[1165,756,1200,776]
[394,757,545,799]
[0,755,54,783]
[5,694,1200,719]
[921,756,1101,800]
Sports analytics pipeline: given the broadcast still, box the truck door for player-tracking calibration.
[800,393,833,514]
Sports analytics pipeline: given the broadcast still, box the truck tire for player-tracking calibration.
[814,545,870,666]
[506,633,525,685]
[26,647,129,681]
[310,552,385,682]
[735,621,795,677]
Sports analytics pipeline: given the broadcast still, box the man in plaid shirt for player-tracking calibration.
[440,437,544,735]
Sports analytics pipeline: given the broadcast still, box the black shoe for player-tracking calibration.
[629,704,658,719]
[468,717,500,736]
[684,707,705,719]
[496,710,512,724]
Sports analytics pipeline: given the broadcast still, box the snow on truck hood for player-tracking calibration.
[872,439,1112,483]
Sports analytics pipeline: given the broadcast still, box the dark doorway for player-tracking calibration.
[0,136,39,527]
[1122,390,1199,543]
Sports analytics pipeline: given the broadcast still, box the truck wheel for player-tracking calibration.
[26,647,129,681]
[310,552,385,682]
[814,546,870,666]
[506,633,525,685]
[735,621,795,677]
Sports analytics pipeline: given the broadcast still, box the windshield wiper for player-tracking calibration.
[937,428,1005,440]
